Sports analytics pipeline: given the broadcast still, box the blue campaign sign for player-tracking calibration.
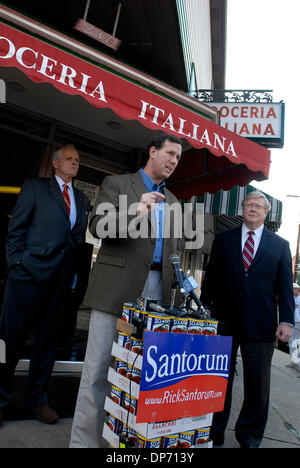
[136,331,232,423]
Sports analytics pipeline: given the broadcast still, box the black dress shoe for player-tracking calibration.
[211,432,225,447]
[238,437,261,448]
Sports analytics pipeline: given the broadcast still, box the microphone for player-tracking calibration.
[169,253,185,295]
[148,302,187,317]
[148,303,167,314]
[180,271,207,314]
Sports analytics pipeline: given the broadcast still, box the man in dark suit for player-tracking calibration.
[0,144,90,426]
[201,191,294,448]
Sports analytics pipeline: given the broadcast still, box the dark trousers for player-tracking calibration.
[0,272,70,408]
[211,336,275,445]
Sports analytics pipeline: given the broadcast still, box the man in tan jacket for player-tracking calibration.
[70,133,184,447]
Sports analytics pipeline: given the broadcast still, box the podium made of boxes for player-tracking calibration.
[102,302,228,449]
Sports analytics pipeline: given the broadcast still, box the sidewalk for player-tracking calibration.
[0,349,299,448]
[223,348,300,448]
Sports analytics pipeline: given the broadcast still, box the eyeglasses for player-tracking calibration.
[243,203,266,210]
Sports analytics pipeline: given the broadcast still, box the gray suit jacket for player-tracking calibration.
[83,171,184,315]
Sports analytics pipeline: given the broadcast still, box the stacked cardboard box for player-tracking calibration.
[102,303,217,448]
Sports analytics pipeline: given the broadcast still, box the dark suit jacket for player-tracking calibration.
[200,225,294,341]
[6,176,90,289]
[84,170,184,315]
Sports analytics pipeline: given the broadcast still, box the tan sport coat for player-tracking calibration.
[83,170,184,316]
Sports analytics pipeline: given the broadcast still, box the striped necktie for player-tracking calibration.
[62,184,71,216]
[243,231,254,271]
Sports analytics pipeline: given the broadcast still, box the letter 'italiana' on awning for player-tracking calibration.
[0,20,271,198]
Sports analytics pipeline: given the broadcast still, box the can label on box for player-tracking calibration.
[120,424,137,447]
[123,392,138,415]
[118,332,131,350]
[161,433,179,448]
[122,302,135,323]
[110,385,124,406]
[133,309,148,328]
[170,317,188,334]
[187,318,203,335]
[137,434,161,448]
[147,313,170,333]
[194,427,210,445]
[107,414,121,434]
[114,358,127,377]
[202,319,218,335]
[127,364,141,384]
[130,337,143,355]
[177,430,195,448]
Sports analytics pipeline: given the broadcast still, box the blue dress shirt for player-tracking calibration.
[140,168,165,264]
[55,175,78,288]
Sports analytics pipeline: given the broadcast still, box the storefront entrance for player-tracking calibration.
[0,101,140,369]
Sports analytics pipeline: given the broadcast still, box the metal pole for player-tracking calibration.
[294,224,300,283]
[112,2,122,37]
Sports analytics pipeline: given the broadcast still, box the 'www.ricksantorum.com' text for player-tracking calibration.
[145,388,223,405]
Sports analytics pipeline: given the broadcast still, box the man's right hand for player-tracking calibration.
[136,192,165,217]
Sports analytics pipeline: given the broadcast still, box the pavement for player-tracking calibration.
[0,348,299,449]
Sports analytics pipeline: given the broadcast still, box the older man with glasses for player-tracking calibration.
[201,191,294,448]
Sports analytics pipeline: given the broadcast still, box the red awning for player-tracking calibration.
[0,20,271,197]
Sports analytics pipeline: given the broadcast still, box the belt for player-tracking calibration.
[150,263,162,271]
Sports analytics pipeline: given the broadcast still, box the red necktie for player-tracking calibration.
[63,184,71,216]
[243,231,254,271]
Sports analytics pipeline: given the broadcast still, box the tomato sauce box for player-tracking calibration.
[160,433,179,448]
[110,385,124,406]
[133,309,148,329]
[117,332,131,350]
[202,319,218,335]
[137,434,161,448]
[120,424,138,448]
[170,317,188,334]
[122,302,135,323]
[187,318,204,335]
[107,414,121,434]
[177,430,195,448]
[126,364,141,384]
[194,427,210,445]
[130,337,143,355]
[114,358,127,377]
[123,392,138,415]
[146,313,170,333]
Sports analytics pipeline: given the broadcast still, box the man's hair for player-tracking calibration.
[52,144,77,161]
[147,133,182,154]
[242,191,271,211]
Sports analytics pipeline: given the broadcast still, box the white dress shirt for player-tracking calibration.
[241,222,264,257]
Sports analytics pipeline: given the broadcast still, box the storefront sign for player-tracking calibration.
[206,102,285,148]
[74,18,121,51]
[136,332,232,423]
[0,21,270,176]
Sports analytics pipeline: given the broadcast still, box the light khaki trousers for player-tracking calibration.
[69,271,162,448]
[69,310,118,448]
